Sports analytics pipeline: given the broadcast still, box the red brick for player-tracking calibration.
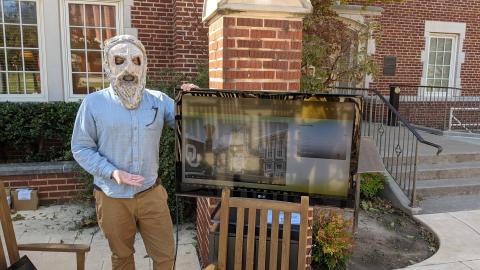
[264,19,290,29]
[237,60,262,69]
[263,60,289,70]
[237,39,263,49]
[39,186,57,192]
[262,82,288,91]
[224,28,249,38]
[58,184,76,191]
[250,29,276,39]
[29,180,47,186]
[263,40,290,50]
[237,18,263,27]
[276,70,301,80]
[48,179,66,185]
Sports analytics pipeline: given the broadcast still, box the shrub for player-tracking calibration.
[312,211,354,270]
[360,173,386,200]
[0,102,80,163]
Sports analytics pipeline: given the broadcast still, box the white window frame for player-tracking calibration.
[420,21,466,98]
[60,0,122,101]
[422,33,458,96]
[0,0,48,102]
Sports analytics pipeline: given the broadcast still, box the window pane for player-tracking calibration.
[5,25,21,47]
[70,27,85,49]
[88,74,103,92]
[434,66,442,78]
[71,51,86,72]
[72,73,88,94]
[0,27,3,47]
[441,79,449,87]
[22,25,38,48]
[435,53,444,65]
[0,73,6,93]
[427,79,434,87]
[24,72,40,93]
[445,39,452,51]
[3,0,20,23]
[6,49,23,71]
[8,72,23,93]
[429,38,437,51]
[427,65,434,78]
[442,66,450,79]
[87,51,102,72]
[102,29,116,42]
[0,50,5,71]
[24,49,39,71]
[434,79,442,87]
[437,38,445,51]
[102,6,115,27]
[444,52,451,65]
[20,1,37,24]
[85,5,101,27]
[428,52,436,65]
[69,4,84,26]
[86,28,101,49]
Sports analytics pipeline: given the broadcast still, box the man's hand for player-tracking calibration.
[181,83,199,91]
[112,170,145,187]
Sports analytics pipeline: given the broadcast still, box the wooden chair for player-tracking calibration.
[206,189,309,270]
[0,181,90,270]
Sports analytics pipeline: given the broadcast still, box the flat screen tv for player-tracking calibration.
[175,90,362,207]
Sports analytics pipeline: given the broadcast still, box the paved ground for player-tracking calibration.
[398,210,480,270]
[9,204,201,270]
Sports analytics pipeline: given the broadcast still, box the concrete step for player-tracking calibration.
[419,194,480,214]
[416,161,480,180]
[416,178,480,199]
[384,153,480,166]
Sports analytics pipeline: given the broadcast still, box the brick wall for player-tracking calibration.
[208,16,303,91]
[0,172,85,204]
[131,0,208,82]
[370,0,480,96]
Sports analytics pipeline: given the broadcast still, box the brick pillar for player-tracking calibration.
[208,16,303,91]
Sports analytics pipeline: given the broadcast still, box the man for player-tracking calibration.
[71,34,196,270]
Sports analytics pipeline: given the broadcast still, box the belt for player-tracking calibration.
[93,182,159,197]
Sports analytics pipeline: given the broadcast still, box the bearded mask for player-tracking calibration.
[103,35,147,110]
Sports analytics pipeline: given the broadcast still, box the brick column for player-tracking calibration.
[208,16,303,91]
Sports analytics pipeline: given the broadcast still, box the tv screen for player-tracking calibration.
[175,90,362,206]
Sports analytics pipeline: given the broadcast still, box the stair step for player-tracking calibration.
[384,153,480,166]
[416,162,480,180]
[416,178,480,199]
[418,153,480,165]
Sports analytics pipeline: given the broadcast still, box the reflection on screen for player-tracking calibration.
[181,95,355,197]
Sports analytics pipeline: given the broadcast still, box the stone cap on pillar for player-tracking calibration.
[203,0,313,22]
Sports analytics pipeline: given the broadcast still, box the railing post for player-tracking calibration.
[388,86,400,125]
[410,140,419,208]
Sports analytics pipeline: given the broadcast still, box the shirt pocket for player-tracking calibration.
[140,107,163,131]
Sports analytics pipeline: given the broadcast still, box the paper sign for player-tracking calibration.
[267,210,301,225]
[17,189,32,201]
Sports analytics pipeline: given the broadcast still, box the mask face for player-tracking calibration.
[104,36,147,109]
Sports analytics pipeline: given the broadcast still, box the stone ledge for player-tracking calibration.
[0,161,76,176]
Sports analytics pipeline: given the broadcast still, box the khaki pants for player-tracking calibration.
[94,185,175,270]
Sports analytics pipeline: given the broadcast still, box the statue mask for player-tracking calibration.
[103,35,147,110]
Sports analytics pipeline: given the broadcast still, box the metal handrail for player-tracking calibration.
[368,88,443,155]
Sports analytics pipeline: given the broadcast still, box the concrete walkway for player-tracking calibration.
[398,210,480,270]
[9,204,201,270]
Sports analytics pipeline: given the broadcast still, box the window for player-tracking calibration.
[0,0,41,95]
[65,2,118,96]
[425,35,457,91]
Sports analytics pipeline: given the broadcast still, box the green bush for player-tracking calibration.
[360,173,386,200]
[0,102,79,162]
[312,211,354,270]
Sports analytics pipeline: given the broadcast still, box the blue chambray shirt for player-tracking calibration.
[71,87,175,198]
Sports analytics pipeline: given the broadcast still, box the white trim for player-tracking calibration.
[421,21,466,94]
[0,0,48,102]
[60,0,122,101]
